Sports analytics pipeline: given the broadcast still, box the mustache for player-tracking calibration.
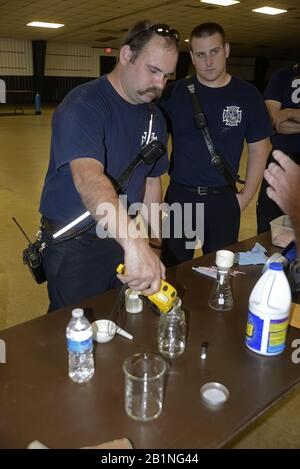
[137,87,162,97]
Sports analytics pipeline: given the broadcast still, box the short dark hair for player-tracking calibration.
[189,22,226,50]
[122,20,179,61]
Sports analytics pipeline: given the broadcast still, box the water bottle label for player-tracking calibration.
[67,337,93,353]
[246,311,289,355]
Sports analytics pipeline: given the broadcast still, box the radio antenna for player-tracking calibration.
[12,217,33,245]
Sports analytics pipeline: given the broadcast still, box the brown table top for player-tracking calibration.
[0,232,299,449]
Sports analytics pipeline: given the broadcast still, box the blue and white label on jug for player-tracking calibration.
[245,311,289,355]
[67,337,93,353]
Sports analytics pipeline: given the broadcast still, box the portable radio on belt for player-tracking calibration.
[116,264,177,314]
[12,217,46,284]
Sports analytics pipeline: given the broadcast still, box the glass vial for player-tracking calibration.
[158,297,186,358]
[209,250,234,311]
[125,289,143,314]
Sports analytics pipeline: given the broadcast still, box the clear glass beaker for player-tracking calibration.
[123,352,166,421]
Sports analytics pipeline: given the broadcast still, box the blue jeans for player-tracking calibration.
[42,232,123,312]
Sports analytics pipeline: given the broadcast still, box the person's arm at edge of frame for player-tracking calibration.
[266,99,300,134]
[264,149,300,253]
[141,176,163,256]
[236,138,271,211]
[70,158,165,295]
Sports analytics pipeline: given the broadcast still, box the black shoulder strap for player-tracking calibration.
[186,77,245,188]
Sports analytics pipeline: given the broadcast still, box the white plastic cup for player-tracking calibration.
[125,289,143,314]
[215,250,235,269]
[123,352,166,421]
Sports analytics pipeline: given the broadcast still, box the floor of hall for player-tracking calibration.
[0,104,299,448]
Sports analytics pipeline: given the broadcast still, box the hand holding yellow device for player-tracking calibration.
[116,264,177,313]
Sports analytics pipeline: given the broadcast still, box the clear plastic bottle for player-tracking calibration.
[209,250,234,311]
[158,297,186,358]
[66,308,94,383]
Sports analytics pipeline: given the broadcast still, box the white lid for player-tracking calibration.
[262,252,287,273]
[215,250,234,268]
[200,382,230,406]
[72,308,84,318]
[126,289,141,299]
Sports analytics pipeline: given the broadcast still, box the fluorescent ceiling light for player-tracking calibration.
[184,38,189,42]
[252,7,287,15]
[200,0,240,6]
[27,21,64,29]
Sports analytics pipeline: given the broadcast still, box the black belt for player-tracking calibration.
[171,180,233,195]
[42,217,98,239]
[42,218,77,235]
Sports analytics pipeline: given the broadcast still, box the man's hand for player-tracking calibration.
[264,149,300,253]
[264,149,300,218]
[117,238,166,295]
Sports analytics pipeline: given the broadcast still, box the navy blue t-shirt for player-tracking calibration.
[40,76,168,224]
[159,75,273,187]
[264,68,300,156]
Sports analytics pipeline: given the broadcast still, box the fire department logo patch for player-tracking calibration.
[222,106,242,126]
[141,131,158,146]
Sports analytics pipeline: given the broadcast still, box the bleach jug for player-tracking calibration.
[245,262,291,356]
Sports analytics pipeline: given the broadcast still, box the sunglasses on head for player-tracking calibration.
[127,23,180,44]
[149,24,180,42]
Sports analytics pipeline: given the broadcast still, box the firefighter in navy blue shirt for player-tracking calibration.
[39,20,179,311]
[257,64,300,233]
[158,22,272,266]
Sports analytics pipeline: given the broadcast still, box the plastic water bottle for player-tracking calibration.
[66,308,94,383]
[245,262,291,356]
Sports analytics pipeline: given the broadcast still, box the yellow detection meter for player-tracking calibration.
[116,264,177,313]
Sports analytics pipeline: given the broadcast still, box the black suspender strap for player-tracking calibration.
[186,77,245,190]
